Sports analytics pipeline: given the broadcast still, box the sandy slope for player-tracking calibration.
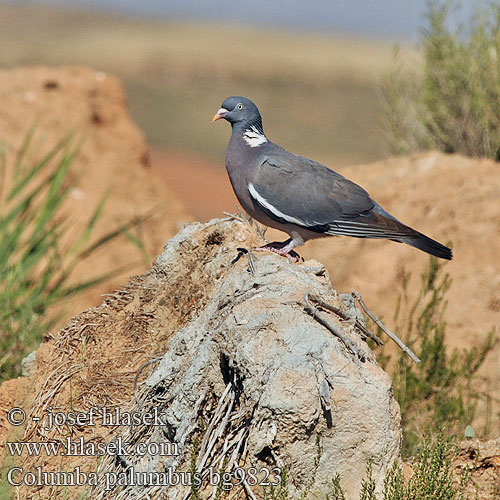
[0,67,191,319]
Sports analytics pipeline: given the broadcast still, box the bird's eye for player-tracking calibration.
[236,103,243,110]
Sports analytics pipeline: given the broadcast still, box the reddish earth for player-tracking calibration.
[150,148,237,221]
[0,66,190,319]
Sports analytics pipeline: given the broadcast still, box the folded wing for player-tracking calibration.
[249,150,452,259]
[250,152,409,238]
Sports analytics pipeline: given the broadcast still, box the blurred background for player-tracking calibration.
[0,0,476,218]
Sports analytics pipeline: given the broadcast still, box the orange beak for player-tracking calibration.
[213,108,228,122]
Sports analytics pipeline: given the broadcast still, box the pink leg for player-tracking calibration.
[254,238,301,262]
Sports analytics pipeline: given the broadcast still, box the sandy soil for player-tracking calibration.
[0,67,191,320]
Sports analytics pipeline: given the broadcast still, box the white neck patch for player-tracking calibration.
[243,126,268,147]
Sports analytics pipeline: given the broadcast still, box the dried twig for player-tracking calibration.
[231,247,256,275]
[204,390,235,465]
[202,216,235,230]
[181,379,247,500]
[223,211,247,223]
[253,221,268,241]
[227,427,247,471]
[26,361,82,439]
[352,290,420,363]
[243,479,258,500]
[223,209,268,241]
[304,293,363,362]
[197,383,234,474]
[199,383,231,455]
[133,356,163,410]
[308,293,383,346]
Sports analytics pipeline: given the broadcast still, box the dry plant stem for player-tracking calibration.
[253,221,268,241]
[223,211,247,223]
[202,216,235,230]
[308,293,383,346]
[133,356,163,410]
[351,290,421,363]
[354,320,384,346]
[227,427,247,471]
[245,250,256,275]
[232,247,256,275]
[243,479,258,500]
[182,381,244,500]
[26,361,82,439]
[223,209,267,240]
[198,382,232,462]
[203,390,236,466]
[227,489,242,500]
[304,293,362,361]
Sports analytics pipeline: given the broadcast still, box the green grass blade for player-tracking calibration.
[67,190,111,256]
[12,122,37,174]
[8,134,70,202]
[0,130,148,381]
[0,141,7,204]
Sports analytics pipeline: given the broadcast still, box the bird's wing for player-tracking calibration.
[250,150,416,238]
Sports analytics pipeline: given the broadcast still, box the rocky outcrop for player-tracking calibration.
[13,218,401,500]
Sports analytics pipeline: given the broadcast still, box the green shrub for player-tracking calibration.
[383,434,470,500]
[326,475,345,500]
[322,435,469,500]
[0,132,145,381]
[264,435,469,500]
[380,257,496,456]
[360,460,377,500]
[382,0,500,160]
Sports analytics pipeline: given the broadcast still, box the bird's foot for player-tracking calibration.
[254,239,302,263]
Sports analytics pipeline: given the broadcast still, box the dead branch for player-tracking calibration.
[304,293,363,362]
[307,293,383,346]
[231,247,256,275]
[352,290,420,363]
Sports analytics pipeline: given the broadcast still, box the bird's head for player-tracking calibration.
[213,96,264,132]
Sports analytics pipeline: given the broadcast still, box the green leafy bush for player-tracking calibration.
[382,434,470,500]
[382,0,500,160]
[272,435,470,499]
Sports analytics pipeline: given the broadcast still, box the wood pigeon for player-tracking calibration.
[214,96,452,261]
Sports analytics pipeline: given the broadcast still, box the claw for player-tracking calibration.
[254,239,302,262]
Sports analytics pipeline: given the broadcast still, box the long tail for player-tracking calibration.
[374,203,453,260]
[326,205,453,260]
[398,232,452,260]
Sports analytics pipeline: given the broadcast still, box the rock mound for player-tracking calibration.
[9,219,401,500]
